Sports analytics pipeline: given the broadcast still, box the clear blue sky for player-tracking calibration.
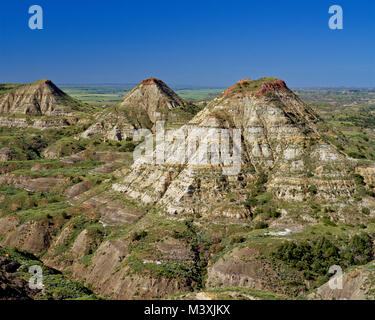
[0,0,374,87]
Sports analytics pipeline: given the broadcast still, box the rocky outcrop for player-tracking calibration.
[3,221,51,255]
[0,116,71,130]
[72,193,146,226]
[0,256,40,300]
[0,148,13,161]
[356,164,375,192]
[119,77,189,126]
[80,112,134,141]
[2,76,375,301]
[72,239,191,299]
[64,180,94,199]
[112,77,359,220]
[0,217,19,240]
[206,247,305,296]
[81,78,198,141]
[308,261,375,300]
[0,174,66,193]
[0,80,80,116]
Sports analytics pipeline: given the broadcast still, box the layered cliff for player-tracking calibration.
[81,78,200,141]
[1,77,375,300]
[0,80,86,116]
[112,77,364,222]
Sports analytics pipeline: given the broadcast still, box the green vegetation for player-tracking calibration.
[0,84,374,300]
[0,83,25,96]
[0,246,98,300]
[223,77,280,98]
[61,85,133,104]
[272,234,374,282]
[0,184,66,221]
[0,132,49,160]
[175,88,224,102]
[254,221,269,229]
[298,88,375,161]
[123,217,210,291]
[61,85,224,104]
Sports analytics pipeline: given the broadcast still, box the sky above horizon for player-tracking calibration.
[0,0,374,87]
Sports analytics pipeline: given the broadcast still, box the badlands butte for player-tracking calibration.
[0,77,375,300]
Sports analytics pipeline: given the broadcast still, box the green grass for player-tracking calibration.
[0,246,99,300]
[175,88,224,101]
[11,159,102,178]
[61,85,224,104]
[61,85,132,104]
[0,83,25,96]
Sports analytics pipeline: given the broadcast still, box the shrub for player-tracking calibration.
[352,173,365,186]
[130,230,148,242]
[309,185,318,195]
[272,237,340,276]
[254,221,268,229]
[362,207,370,215]
[342,233,373,265]
[272,234,374,280]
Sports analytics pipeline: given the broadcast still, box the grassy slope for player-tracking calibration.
[0,246,98,300]
[0,87,374,299]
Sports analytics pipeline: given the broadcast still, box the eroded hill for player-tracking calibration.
[81,78,201,141]
[0,77,374,300]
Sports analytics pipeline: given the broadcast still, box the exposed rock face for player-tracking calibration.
[80,111,134,141]
[0,117,71,130]
[69,192,146,226]
[0,80,78,116]
[112,77,359,219]
[0,217,19,240]
[308,261,375,300]
[256,79,289,96]
[71,239,191,299]
[0,256,39,300]
[81,78,197,141]
[2,76,375,301]
[119,77,188,127]
[3,221,51,255]
[70,229,94,259]
[0,174,66,193]
[356,164,375,193]
[206,247,305,296]
[0,147,13,161]
[43,234,191,299]
[64,180,94,198]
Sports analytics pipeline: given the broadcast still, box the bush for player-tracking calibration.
[272,234,374,280]
[309,185,318,195]
[362,207,370,215]
[272,237,340,276]
[352,173,365,186]
[342,233,373,265]
[130,230,148,242]
[254,221,268,229]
